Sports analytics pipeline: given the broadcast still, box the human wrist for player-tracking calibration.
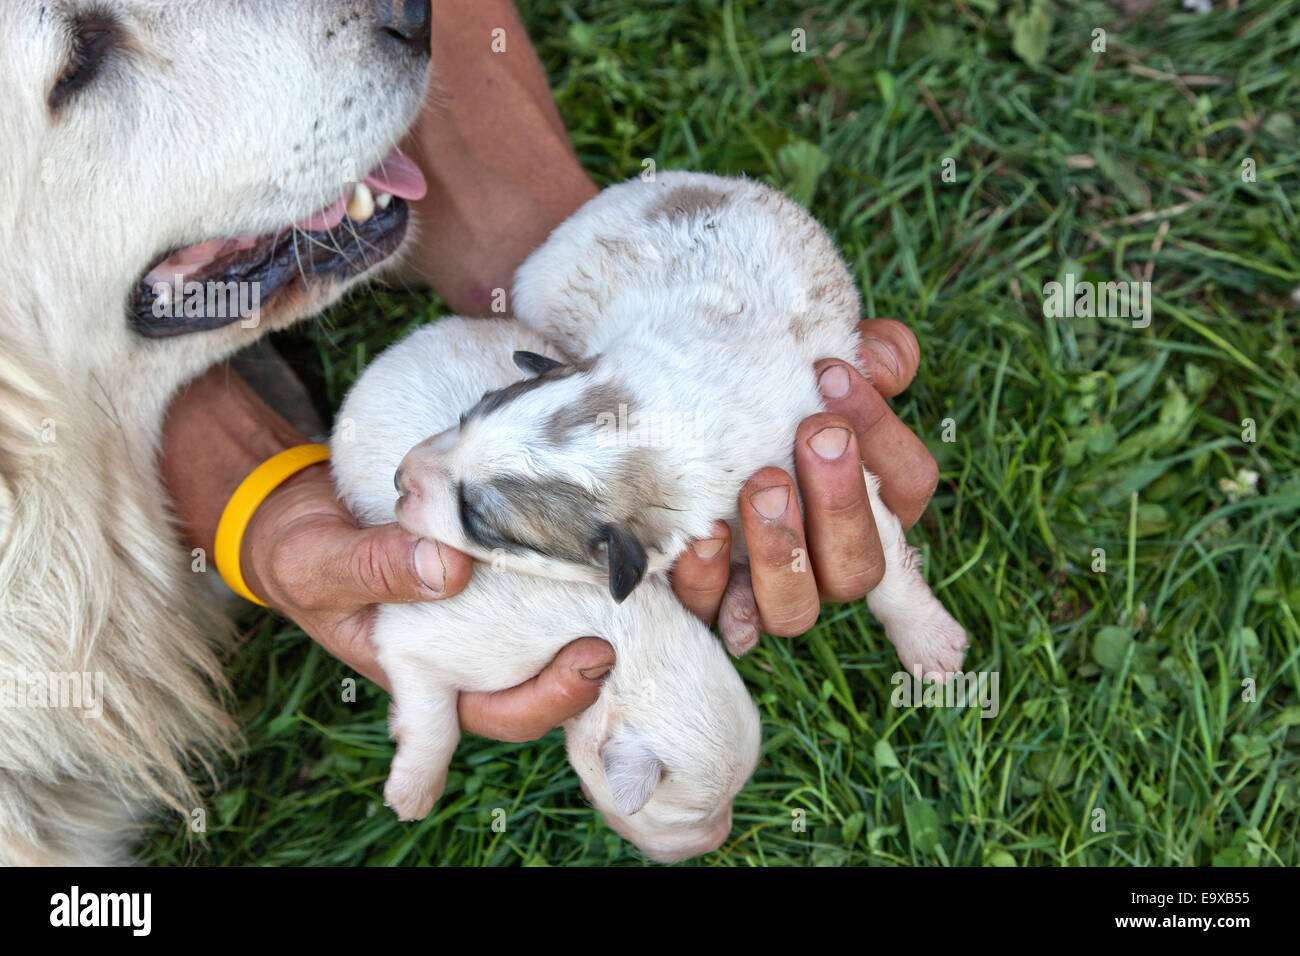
[236,459,336,609]
[161,364,309,559]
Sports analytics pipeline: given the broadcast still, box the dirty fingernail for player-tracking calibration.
[580,664,613,681]
[808,426,850,461]
[818,364,851,399]
[414,539,446,595]
[692,537,726,560]
[750,485,790,520]
[862,336,900,380]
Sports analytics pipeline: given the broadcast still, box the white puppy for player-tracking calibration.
[332,317,762,864]
[395,172,968,677]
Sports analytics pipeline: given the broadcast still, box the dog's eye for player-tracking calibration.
[457,482,490,546]
[50,13,119,111]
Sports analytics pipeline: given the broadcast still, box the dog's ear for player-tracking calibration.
[593,522,647,602]
[601,732,665,816]
[513,350,564,376]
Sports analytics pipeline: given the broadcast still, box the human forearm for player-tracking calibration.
[402,0,598,313]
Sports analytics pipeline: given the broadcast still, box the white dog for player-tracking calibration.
[394,172,968,677]
[332,318,762,863]
[0,0,432,865]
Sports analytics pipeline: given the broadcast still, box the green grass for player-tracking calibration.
[144,0,1300,866]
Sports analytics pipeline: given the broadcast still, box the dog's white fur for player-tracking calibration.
[0,0,429,864]
[332,317,762,863]
[396,172,968,676]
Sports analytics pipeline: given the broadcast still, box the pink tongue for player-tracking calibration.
[363,147,427,201]
[290,148,426,231]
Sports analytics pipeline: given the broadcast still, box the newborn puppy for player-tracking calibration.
[395,172,967,676]
[332,317,761,863]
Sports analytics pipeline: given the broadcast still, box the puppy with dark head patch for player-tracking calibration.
[396,347,667,600]
[395,171,967,677]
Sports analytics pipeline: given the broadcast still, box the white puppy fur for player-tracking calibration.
[395,172,968,677]
[331,317,762,864]
[0,0,430,864]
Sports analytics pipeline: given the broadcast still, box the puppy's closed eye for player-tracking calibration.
[457,481,494,549]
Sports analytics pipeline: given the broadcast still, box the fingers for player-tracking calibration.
[739,467,819,637]
[670,520,733,625]
[793,414,886,602]
[242,466,475,612]
[459,638,615,742]
[339,523,475,608]
[855,319,921,397]
[815,358,938,531]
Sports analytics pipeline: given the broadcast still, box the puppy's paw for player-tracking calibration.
[887,607,968,679]
[718,564,759,657]
[383,766,444,822]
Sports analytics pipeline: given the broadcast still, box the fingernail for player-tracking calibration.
[750,485,790,520]
[580,663,613,682]
[414,539,446,595]
[692,538,726,560]
[808,426,850,461]
[862,336,900,380]
[818,364,851,399]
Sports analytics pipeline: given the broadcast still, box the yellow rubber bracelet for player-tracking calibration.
[214,443,331,607]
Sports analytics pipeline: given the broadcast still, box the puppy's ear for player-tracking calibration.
[593,523,647,603]
[513,350,564,376]
[601,733,665,816]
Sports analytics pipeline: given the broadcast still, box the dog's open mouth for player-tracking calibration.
[131,148,427,338]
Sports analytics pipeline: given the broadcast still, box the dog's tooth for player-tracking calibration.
[347,182,375,223]
[375,191,393,210]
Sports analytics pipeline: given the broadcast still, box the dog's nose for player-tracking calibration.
[378,0,431,52]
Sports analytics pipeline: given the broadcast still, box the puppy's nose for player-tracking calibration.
[378,0,431,52]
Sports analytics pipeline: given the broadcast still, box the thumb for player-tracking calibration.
[459,638,616,742]
[340,522,474,606]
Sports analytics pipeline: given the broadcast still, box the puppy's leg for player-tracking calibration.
[862,469,968,677]
[718,563,760,657]
[383,677,460,822]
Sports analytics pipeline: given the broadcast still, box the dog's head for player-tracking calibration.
[393,349,690,601]
[564,583,762,863]
[0,0,432,364]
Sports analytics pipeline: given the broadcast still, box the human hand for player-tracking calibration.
[241,464,615,737]
[670,319,939,654]
[240,462,614,737]
[161,360,614,741]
